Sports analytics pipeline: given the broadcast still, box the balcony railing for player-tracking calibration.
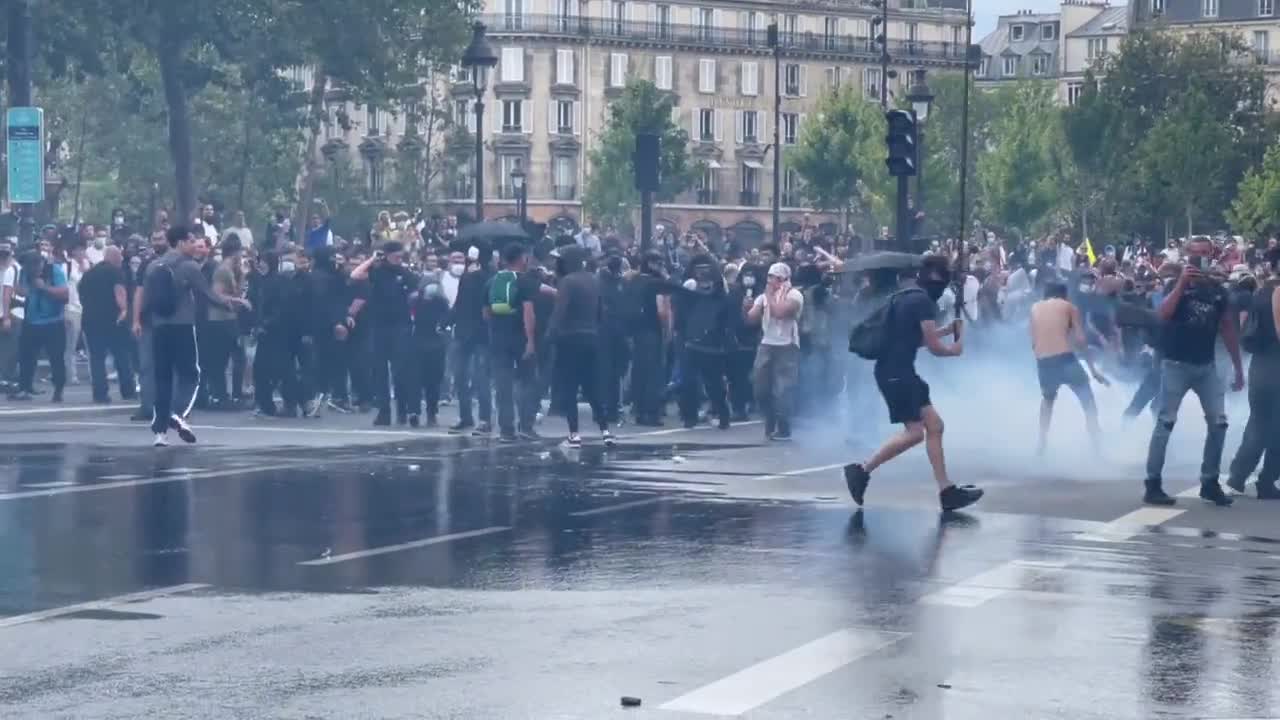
[782,192,804,208]
[482,14,971,63]
[696,189,717,205]
[739,190,760,207]
[553,184,577,200]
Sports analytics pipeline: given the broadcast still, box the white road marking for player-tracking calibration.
[0,405,130,417]
[1076,506,1186,544]
[631,420,762,437]
[297,526,512,566]
[569,497,665,517]
[49,420,432,437]
[0,460,322,501]
[755,462,849,482]
[19,481,74,489]
[0,583,209,628]
[159,467,206,475]
[659,627,907,716]
[98,474,143,481]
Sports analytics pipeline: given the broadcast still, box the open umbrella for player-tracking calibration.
[457,220,529,245]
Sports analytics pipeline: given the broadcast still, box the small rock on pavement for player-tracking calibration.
[620,696,642,708]
[936,683,952,690]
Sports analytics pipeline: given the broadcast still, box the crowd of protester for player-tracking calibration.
[1,204,1277,509]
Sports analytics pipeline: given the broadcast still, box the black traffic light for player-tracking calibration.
[884,109,917,177]
[634,132,660,191]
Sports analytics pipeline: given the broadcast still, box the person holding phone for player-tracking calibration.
[1143,237,1244,507]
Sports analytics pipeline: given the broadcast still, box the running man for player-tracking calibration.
[1030,281,1108,455]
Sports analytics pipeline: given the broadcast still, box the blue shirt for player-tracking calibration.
[305,220,331,251]
[23,263,67,325]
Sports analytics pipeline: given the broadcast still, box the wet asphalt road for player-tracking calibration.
[1,393,1279,719]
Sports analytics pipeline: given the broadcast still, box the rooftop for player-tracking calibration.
[1066,5,1129,37]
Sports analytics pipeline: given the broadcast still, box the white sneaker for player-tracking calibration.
[170,415,197,444]
[566,434,582,448]
[602,429,616,447]
[153,433,169,447]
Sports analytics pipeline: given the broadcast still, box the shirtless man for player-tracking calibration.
[1031,281,1108,454]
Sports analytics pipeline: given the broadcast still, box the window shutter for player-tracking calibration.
[523,101,532,134]
[573,101,581,135]
[711,59,718,91]
[799,65,808,96]
[493,101,503,133]
[622,53,629,81]
[759,112,766,143]
[735,110,744,143]
[548,100,558,134]
[714,109,723,141]
[799,113,807,141]
[690,108,698,138]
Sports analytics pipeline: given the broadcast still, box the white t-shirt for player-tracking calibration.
[224,226,254,248]
[85,244,105,266]
[64,260,84,314]
[754,288,805,347]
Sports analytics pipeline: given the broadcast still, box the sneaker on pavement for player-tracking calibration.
[170,415,197,444]
[153,433,169,448]
[1143,483,1177,506]
[472,422,493,436]
[517,428,542,441]
[940,484,983,511]
[603,429,616,447]
[1199,482,1233,507]
[844,463,871,506]
[448,421,473,434]
[1226,476,1248,495]
[408,414,420,428]
[497,433,519,444]
[566,434,582,448]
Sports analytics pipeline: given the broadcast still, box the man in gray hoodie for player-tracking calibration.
[140,224,249,446]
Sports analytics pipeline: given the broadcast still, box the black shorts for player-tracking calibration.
[1036,353,1089,399]
[874,369,931,425]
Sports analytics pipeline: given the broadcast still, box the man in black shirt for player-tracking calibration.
[78,246,135,403]
[843,256,984,512]
[627,251,671,426]
[485,243,543,442]
[350,241,417,426]
[1143,237,1243,507]
[548,246,613,446]
[449,254,493,434]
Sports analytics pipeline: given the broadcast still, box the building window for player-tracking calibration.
[609,52,628,87]
[1002,55,1018,76]
[556,48,575,85]
[1042,24,1057,40]
[556,100,574,134]
[784,63,804,96]
[978,56,990,76]
[783,169,800,207]
[611,1,626,34]
[504,0,525,30]
[655,56,673,90]
[366,106,379,136]
[502,99,523,132]
[697,167,716,205]
[1255,30,1270,60]
[1262,0,1275,14]
[745,10,760,43]
[553,155,576,200]
[783,13,798,42]
[952,26,964,45]
[556,0,575,29]
[741,163,759,205]
[1152,0,1165,11]
[699,58,716,93]
[782,113,798,145]
[454,99,470,131]
[864,68,881,100]
[741,61,759,96]
[906,22,919,44]
[367,157,384,198]
[1086,38,1108,59]
[823,17,838,49]
[740,110,759,144]
[825,67,839,91]
[1202,0,1218,16]
[501,47,524,83]
[1031,55,1048,75]
[1010,24,1024,41]
[1067,82,1083,106]
[500,155,521,198]
[656,4,671,37]
[698,8,714,42]
[698,108,715,141]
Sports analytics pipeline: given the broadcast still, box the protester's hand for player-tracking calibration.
[33,278,45,290]
[334,324,348,341]
[131,320,142,339]
[1232,369,1245,392]
[522,340,535,360]
[302,335,314,346]
[950,340,964,357]
[953,317,963,341]
[1180,263,1202,283]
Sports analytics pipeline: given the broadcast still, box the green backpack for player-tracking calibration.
[489,270,519,315]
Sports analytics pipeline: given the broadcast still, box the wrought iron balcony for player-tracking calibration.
[481,14,971,64]
[553,184,577,200]
[696,189,717,205]
[739,191,760,207]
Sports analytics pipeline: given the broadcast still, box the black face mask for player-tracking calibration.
[922,279,948,302]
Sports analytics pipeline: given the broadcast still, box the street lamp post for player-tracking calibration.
[768,22,782,245]
[461,23,498,222]
[906,68,934,246]
[510,160,527,226]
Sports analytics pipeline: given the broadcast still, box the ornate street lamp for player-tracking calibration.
[461,22,498,221]
[906,68,935,236]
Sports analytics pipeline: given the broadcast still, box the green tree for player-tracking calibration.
[976,81,1065,235]
[582,79,697,232]
[789,85,887,230]
[1141,89,1235,239]
[1228,143,1280,238]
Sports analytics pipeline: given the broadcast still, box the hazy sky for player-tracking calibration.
[973,0,1063,37]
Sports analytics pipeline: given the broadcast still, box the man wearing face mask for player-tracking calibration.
[843,256,984,512]
[441,251,466,308]
[746,263,804,440]
[726,263,763,421]
[675,255,733,430]
[86,228,109,266]
[598,254,630,426]
[308,246,352,413]
[130,231,173,420]
[350,242,418,426]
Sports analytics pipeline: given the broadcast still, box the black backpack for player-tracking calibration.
[1241,286,1276,355]
[848,288,923,361]
[143,262,180,319]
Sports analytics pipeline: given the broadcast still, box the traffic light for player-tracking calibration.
[884,109,917,177]
[634,132,660,191]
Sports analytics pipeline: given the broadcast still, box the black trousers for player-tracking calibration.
[203,319,239,403]
[491,346,539,436]
[630,331,664,422]
[315,330,348,401]
[151,324,200,433]
[253,329,303,412]
[18,321,65,393]
[601,331,629,424]
[727,348,755,416]
[408,342,447,419]
[370,323,413,418]
[347,327,373,406]
[680,348,729,424]
[555,334,607,434]
[85,320,135,402]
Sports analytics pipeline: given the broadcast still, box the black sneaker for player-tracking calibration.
[373,412,391,427]
[51,389,63,403]
[472,422,492,437]
[771,430,793,442]
[940,484,983,511]
[169,415,197,444]
[425,415,438,428]
[1143,483,1177,506]
[449,421,474,434]
[497,433,519,444]
[1200,483,1233,507]
[718,416,730,430]
[518,428,542,441]
[408,414,420,428]
[844,463,871,506]
[10,391,32,402]
[1258,483,1280,500]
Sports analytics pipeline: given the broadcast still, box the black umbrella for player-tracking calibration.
[457,220,529,245]
[844,251,924,273]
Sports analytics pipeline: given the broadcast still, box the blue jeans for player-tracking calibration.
[1145,359,1228,485]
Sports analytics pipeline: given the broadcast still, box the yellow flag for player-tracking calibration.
[1084,237,1097,266]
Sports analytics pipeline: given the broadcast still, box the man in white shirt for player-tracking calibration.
[0,242,17,391]
[85,227,109,266]
[746,262,804,441]
[222,210,254,250]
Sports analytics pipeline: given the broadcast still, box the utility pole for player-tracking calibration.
[768,23,782,245]
[7,0,34,246]
[877,0,889,110]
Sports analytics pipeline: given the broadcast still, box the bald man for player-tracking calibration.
[78,245,136,403]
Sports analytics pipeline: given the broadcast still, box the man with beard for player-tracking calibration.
[350,242,417,426]
[843,255,984,512]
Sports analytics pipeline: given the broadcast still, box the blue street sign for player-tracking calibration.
[6,107,44,205]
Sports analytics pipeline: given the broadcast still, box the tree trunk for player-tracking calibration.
[157,29,196,225]
[1186,203,1193,241]
[293,71,329,236]
[236,92,255,214]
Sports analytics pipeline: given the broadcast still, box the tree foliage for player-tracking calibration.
[976,81,1065,236]
[1228,143,1280,238]
[789,85,886,226]
[582,79,698,232]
